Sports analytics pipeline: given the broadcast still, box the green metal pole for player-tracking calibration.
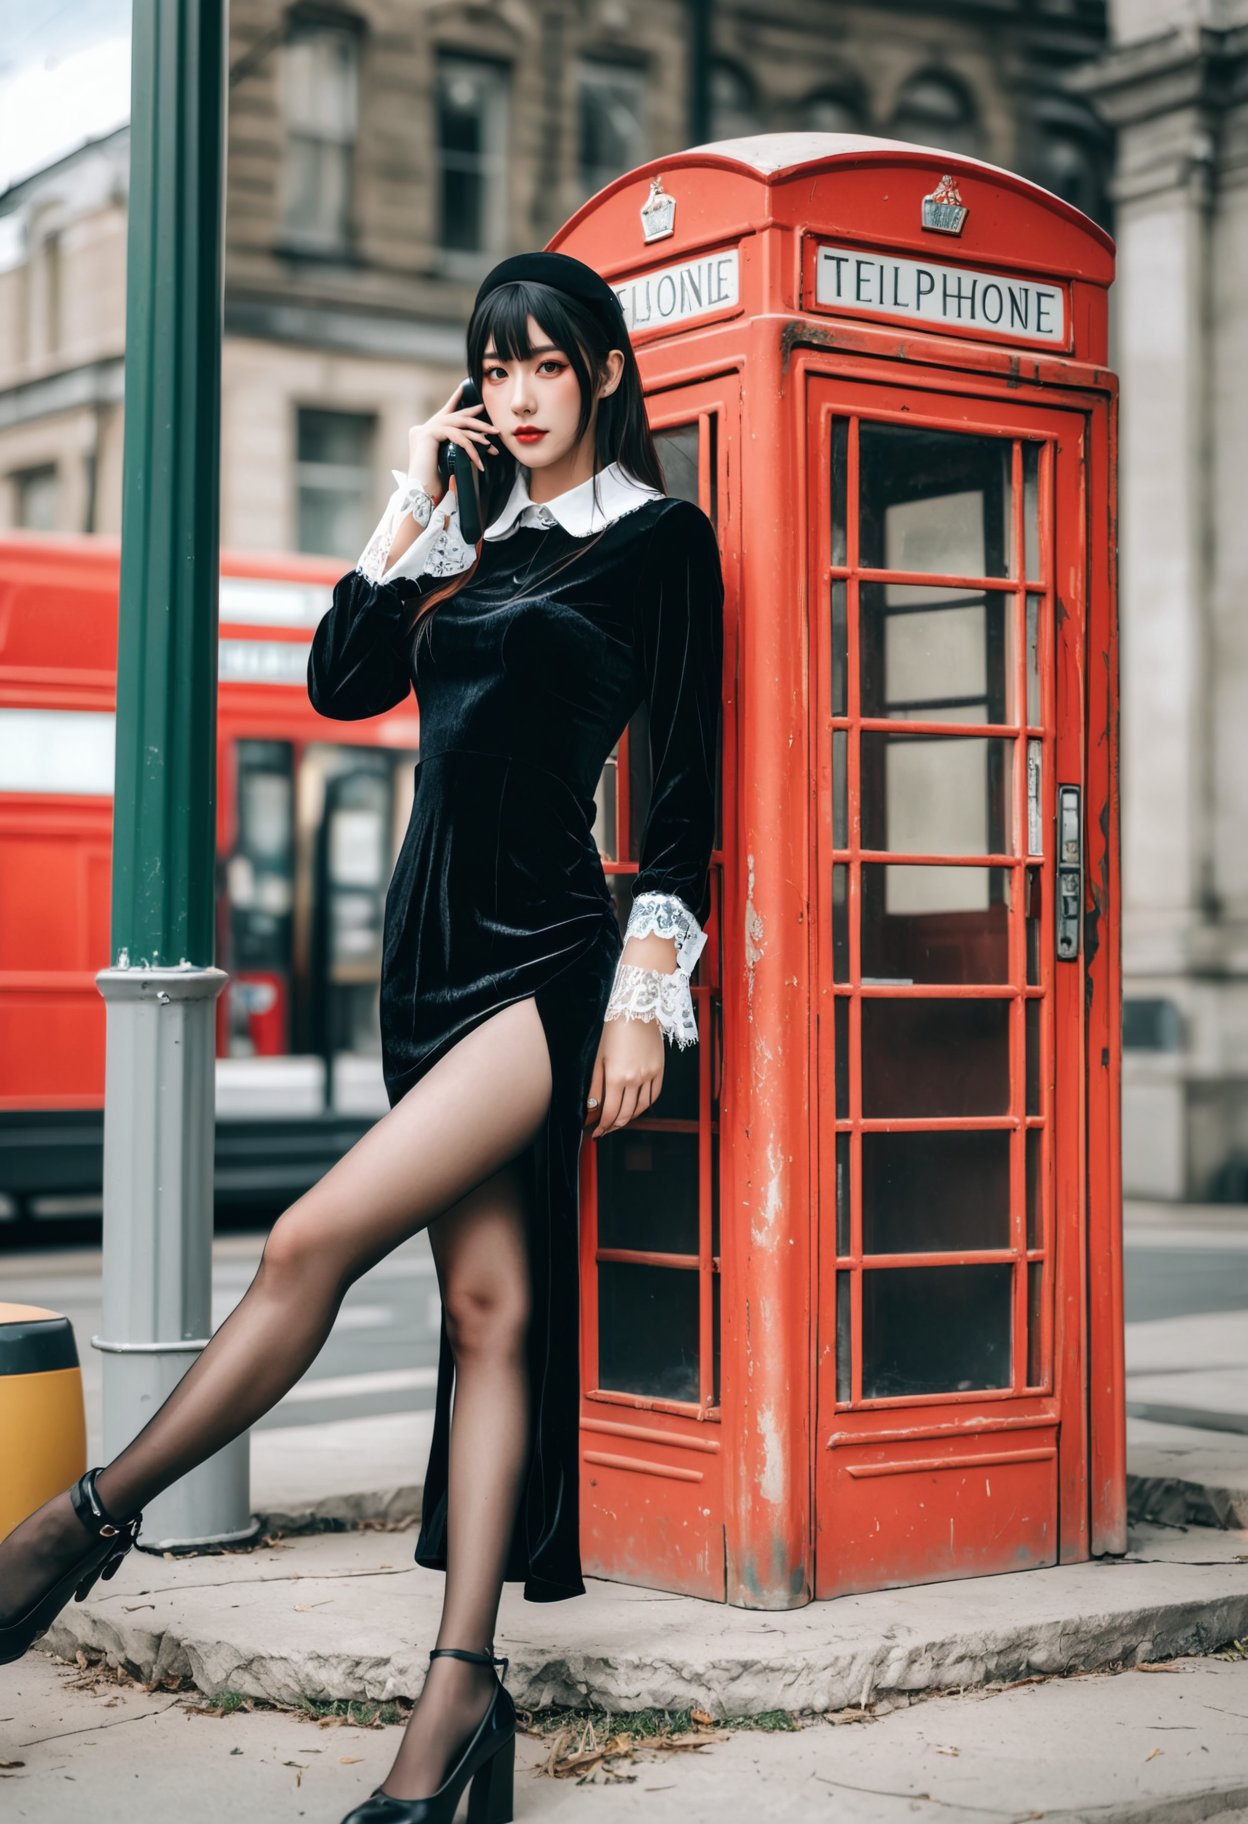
[94,0,255,1551]
[111,0,223,963]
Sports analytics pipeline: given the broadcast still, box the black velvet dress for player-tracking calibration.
[307,493,724,1602]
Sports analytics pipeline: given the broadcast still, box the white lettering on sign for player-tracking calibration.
[814,244,1066,345]
[218,638,312,686]
[613,249,740,332]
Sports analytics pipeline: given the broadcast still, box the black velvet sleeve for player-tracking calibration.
[629,499,724,926]
[307,569,420,721]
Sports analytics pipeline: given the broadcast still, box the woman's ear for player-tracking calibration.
[598,348,626,398]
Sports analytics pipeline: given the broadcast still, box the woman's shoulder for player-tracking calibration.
[620,493,719,555]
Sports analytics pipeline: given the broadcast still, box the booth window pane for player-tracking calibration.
[830,417,848,567]
[836,1271,852,1400]
[1027,1261,1043,1385]
[836,1132,851,1254]
[862,998,1011,1117]
[835,996,850,1117]
[654,418,717,524]
[859,423,1013,578]
[598,1260,699,1401]
[860,734,1014,857]
[831,579,848,716]
[832,862,850,981]
[860,583,1012,724]
[862,1264,1013,1396]
[861,864,1010,984]
[1026,1127,1043,1249]
[1026,593,1042,726]
[597,1129,699,1255]
[862,1130,1011,1253]
[1023,444,1041,582]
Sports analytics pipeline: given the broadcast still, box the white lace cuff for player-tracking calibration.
[625,890,707,975]
[602,961,699,1050]
[357,469,478,586]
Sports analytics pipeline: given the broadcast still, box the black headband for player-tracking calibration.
[473,251,628,336]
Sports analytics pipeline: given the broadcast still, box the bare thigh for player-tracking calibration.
[265,996,553,1289]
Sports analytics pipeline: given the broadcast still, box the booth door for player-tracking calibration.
[809,377,1089,1596]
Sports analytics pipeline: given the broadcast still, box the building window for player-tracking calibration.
[280,18,360,253]
[1029,95,1112,232]
[708,61,760,141]
[294,409,375,558]
[799,84,867,136]
[578,59,646,200]
[13,464,59,531]
[437,54,509,262]
[890,71,983,160]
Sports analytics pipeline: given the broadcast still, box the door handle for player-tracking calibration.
[1056,784,1081,961]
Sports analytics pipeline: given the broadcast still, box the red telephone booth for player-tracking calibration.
[556,134,1121,1606]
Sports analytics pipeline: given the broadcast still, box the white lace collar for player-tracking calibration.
[483,459,664,541]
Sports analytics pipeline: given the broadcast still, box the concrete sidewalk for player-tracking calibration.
[6,1642,1248,1824]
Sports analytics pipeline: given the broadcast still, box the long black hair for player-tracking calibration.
[406,277,666,651]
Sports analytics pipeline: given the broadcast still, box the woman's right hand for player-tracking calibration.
[407,380,496,500]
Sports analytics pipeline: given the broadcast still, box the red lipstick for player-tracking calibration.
[512,428,547,443]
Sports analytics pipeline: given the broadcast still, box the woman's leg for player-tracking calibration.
[0,997,552,1632]
[376,1151,534,1801]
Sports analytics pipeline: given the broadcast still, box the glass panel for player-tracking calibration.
[862,999,1011,1117]
[858,423,1013,578]
[831,579,848,716]
[593,748,618,861]
[862,1263,1013,1396]
[832,729,848,848]
[1026,998,1042,1117]
[832,863,850,981]
[1026,593,1041,726]
[1025,866,1042,985]
[831,417,848,567]
[655,423,700,508]
[835,1132,851,1254]
[1023,443,1041,582]
[1026,1126,1042,1249]
[862,1130,1011,1253]
[861,864,1010,983]
[598,1260,699,1401]
[835,996,849,1118]
[1027,1260,1043,1385]
[712,1270,721,1406]
[1027,738,1043,855]
[860,734,1014,857]
[860,583,1012,724]
[836,1271,852,1400]
[597,1129,699,1254]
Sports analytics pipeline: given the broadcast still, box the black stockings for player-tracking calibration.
[0,995,553,1802]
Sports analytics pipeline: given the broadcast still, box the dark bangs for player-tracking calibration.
[465,277,665,525]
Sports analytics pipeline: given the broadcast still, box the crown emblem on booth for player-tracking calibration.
[640,176,676,244]
[922,174,969,235]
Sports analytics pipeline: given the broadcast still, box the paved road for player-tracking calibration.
[4,1203,1246,1435]
[1,1229,441,1433]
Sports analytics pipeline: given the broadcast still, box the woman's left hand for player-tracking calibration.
[585,1017,664,1137]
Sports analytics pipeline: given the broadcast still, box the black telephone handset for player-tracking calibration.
[437,377,490,545]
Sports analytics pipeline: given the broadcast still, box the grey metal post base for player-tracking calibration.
[94,966,261,1550]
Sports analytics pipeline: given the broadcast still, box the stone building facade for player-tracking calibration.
[1075,0,1248,1198]
[1,0,1110,556]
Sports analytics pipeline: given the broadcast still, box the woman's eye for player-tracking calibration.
[538,359,566,374]
[484,366,506,381]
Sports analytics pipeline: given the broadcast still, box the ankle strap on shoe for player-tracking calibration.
[69,1467,136,1540]
[429,1645,509,1680]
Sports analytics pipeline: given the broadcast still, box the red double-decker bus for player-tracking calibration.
[0,532,422,1236]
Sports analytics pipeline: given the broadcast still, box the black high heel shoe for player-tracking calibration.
[0,1466,143,1666]
[340,1645,516,1824]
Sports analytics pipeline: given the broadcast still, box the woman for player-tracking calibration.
[0,249,724,1824]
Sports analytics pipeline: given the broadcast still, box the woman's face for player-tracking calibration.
[480,313,617,472]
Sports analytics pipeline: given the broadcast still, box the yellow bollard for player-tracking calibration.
[0,1304,87,1541]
